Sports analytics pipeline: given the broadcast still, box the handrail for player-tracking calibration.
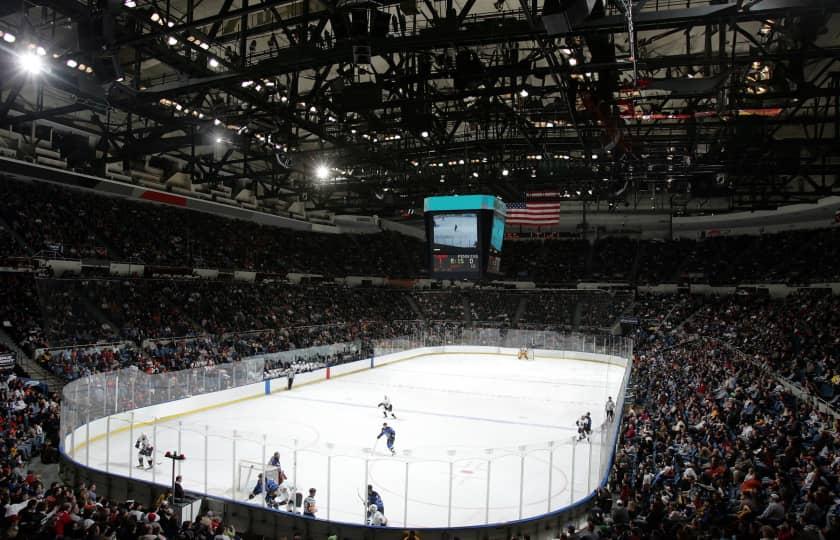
[706,336,840,420]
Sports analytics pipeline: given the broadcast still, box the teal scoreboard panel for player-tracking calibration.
[424,195,506,279]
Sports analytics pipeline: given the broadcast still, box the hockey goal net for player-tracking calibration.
[237,460,283,498]
[516,347,535,361]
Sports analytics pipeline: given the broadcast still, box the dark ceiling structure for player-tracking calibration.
[0,0,838,217]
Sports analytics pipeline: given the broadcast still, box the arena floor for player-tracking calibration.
[82,352,625,527]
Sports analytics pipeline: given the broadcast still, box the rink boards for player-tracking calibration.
[64,346,629,528]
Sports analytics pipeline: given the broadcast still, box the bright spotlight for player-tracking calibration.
[420,130,429,138]
[315,164,329,180]
[519,88,528,97]
[66,59,78,68]
[214,136,223,144]
[208,58,219,68]
[3,32,16,43]
[501,168,509,176]
[19,52,44,75]
[167,36,178,46]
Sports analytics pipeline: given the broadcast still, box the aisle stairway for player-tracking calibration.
[512,296,528,327]
[404,294,425,320]
[0,214,33,255]
[0,329,65,390]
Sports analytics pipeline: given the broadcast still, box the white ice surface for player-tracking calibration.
[83,353,624,527]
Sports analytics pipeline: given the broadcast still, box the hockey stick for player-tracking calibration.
[356,489,370,525]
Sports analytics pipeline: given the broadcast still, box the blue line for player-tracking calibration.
[273,393,576,431]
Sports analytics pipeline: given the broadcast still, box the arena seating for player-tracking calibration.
[2,177,840,286]
[1,282,839,538]
[0,178,425,277]
[2,180,840,539]
[609,334,840,539]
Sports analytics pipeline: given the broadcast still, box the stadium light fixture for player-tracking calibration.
[208,58,219,68]
[519,88,528,98]
[19,52,44,75]
[66,59,78,68]
[3,32,16,43]
[315,164,330,180]
[502,168,509,176]
[420,130,429,138]
[167,36,178,46]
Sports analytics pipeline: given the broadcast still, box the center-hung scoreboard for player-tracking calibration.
[424,195,506,279]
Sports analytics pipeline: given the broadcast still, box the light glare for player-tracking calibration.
[19,52,44,74]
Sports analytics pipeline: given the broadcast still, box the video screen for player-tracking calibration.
[490,214,505,252]
[432,213,478,250]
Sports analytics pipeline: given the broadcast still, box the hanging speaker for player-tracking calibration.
[352,44,371,65]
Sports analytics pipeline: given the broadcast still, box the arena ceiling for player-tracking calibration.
[0,0,838,216]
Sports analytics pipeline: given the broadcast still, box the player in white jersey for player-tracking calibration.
[377,395,397,419]
[576,412,592,441]
[368,504,388,526]
[135,433,154,469]
[605,396,616,422]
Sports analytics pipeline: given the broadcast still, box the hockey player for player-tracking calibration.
[605,396,615,422]
[377,396,397,419]
[269,451,288,482]
[249,473,280,500]
[134,434,154,469]
[266,483,293,509]
[576,412,592,441]
[377,423,396,455]
[367,484,384,513]
[368,504,388,526]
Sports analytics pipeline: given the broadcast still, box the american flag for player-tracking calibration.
[505,201,562,226]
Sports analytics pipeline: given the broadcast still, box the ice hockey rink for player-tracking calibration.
[76,351,626,528]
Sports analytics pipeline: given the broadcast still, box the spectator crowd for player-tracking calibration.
[0,177,839,539]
